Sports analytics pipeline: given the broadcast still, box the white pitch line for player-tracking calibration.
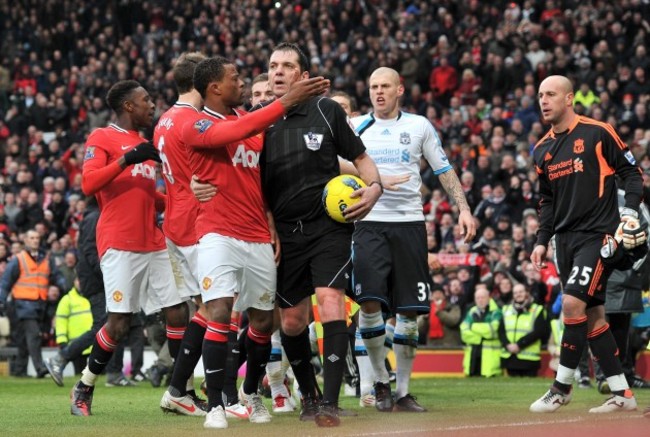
[345,413,646,436]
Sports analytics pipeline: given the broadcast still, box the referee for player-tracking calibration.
[261,42,382,427]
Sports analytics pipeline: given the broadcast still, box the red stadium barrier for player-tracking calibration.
[412,349,650,378]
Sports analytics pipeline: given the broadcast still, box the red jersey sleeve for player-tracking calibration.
[183,100,284,149]
[82,134,124,196]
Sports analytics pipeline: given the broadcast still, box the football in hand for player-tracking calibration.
[322,175,366,223]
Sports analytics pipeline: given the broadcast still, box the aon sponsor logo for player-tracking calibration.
[232,144,260,168]
[131,163,157,180]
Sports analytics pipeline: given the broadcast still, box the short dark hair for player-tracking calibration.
[272,42,310,73]
[105,80,141,113]
[330,91,357,112]
[193,56,231,99]
[173,52,207,94]
[252,73,269,87]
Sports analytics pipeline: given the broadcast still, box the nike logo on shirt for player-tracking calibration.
[205,368,223,374]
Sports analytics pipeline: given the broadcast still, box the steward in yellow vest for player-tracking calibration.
[461,287,502,377]
[55,286,93,355]
[499,284,549,377]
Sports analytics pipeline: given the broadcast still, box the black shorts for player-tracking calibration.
[351,221,430,315]
[275,216,353,308]
[555,231,611,307]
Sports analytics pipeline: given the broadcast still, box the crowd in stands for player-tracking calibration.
[1,0,650,374]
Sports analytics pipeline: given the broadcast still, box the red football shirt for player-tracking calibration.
[82,124,166,258]
[154,103,201,246]
[184,104,283,243]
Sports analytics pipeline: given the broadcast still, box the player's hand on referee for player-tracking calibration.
[279,76,330,108]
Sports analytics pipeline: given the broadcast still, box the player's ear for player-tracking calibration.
[301,71,310,80]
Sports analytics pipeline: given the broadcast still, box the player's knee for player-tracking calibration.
[561,296,587,319]
[281,316,307,336]
[360,300,381,314]
[204,299,232,324]
[106,315,131,340]
[248,310,273,334]
[162,302,189,326]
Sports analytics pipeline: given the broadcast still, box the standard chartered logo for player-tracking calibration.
[369,147,401,164]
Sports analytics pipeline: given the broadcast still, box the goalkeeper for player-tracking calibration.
[529,75,644,414]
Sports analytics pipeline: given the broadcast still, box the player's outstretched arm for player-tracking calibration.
[338,158,408,191]
[277,76,330,109]
[438,169,476,243]
[342,152,383,221]
[185,78,330,150]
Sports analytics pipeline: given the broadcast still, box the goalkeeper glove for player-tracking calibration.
[621,219,647,249]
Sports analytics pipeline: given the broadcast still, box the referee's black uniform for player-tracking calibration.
[261,96,365,307]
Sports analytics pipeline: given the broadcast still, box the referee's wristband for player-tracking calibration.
[369,180,384,194]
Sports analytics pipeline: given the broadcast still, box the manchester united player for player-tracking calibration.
[529,75,643,413]
[181,57,328,429]
[70,80,189,416]
[153,52,212,416]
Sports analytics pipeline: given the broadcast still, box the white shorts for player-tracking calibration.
[166,238,200,299]
[101,248,186,315]
[197,233,276,312]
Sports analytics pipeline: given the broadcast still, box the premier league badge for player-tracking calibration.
[304,132,323,151]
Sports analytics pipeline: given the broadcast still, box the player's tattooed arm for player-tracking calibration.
[439,170,470,212]
[439,169,476,243]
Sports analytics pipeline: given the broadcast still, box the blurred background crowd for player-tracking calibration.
[0,0,649,381]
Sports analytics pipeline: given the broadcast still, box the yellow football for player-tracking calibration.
[322,175,366,223]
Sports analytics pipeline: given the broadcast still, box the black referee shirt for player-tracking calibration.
[261,96,366,223]
[532,115,643,246]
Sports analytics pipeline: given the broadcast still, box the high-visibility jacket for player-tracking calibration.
[311,295,359,360]
[550,318,563,347]
[55,287,93,354]
[461,299,502,377]
[13,250,49,301]
[500,303,544,361]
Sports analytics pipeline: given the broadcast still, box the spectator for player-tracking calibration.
[429,57,458,106]
[14,191,44,233]
[54,279,92,374]
[58,250,77,292]
[499,284,549,377]
[425,288,462,348]
[460,285,502,377]
[474,183,512,230]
